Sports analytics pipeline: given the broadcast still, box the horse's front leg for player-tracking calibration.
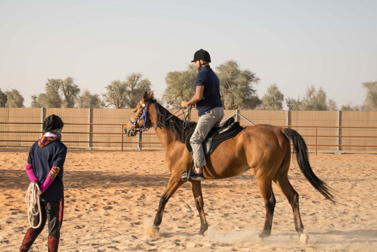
[191,181,208,235]
[151,174,186,235]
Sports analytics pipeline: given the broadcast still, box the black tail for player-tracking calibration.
[284,128,335,203]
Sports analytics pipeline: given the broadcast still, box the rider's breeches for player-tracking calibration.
[190,107,224,168]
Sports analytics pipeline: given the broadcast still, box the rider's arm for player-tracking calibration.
[182,86,204,108]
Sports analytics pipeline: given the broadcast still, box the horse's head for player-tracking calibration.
[125,92,155,137]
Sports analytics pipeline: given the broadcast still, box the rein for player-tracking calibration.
[163,106,192,129]
[130,101,193,135]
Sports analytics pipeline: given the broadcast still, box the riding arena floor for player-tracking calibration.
[0,147,376,251]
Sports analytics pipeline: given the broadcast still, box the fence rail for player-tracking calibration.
[1,122,376,155]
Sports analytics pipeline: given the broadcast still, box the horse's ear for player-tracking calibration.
[149,92,154,99]
[142,92,148,102]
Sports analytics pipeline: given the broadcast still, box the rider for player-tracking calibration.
[181,49,224,181]
[20,114,67,252]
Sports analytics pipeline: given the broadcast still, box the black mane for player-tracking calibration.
[147,98,196,143]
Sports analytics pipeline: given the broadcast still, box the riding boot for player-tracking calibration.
[20,228,38,252]
[48,236,59,252]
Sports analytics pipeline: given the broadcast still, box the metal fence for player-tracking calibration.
[1,108,376,154]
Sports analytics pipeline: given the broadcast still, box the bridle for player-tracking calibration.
[128,102,154,134]
[128,101,192,135]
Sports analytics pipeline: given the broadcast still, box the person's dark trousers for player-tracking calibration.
[20,200,64,252]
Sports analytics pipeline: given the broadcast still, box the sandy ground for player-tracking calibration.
[0,148,376,252]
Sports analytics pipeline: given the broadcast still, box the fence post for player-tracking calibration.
[135,133,142,151]
[286,110,290,127]
[86,108,92,150]
[235,109,239,122]
[315,127,318,156]
[121,125,124,152]
[335,110,342,155]
[41,107,45,136]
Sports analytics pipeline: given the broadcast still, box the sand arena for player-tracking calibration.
[0,148,376,251]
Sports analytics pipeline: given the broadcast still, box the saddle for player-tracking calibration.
[185,117,244,157]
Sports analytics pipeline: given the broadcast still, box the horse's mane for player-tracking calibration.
[146,97,196,143]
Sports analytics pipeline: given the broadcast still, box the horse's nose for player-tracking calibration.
[126,129,136,137]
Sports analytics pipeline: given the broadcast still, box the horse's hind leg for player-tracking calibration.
[152,175,186,234]
[191,181,208,235]
[257,179,276,238]
[276,173,304,236]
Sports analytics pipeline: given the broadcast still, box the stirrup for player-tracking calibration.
[190,173,204,181]
[181,162,194,181]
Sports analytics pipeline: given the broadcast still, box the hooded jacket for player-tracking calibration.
[27,134,67,201]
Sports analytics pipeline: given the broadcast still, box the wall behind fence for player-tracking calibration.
[0,108,376,153]
[341,111,377,151]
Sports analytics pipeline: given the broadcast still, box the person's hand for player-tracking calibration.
[181,100,189,108]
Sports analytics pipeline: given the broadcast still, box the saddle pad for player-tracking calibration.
[185,122,244,157]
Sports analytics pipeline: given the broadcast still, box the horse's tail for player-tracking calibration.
[283,128,335,203]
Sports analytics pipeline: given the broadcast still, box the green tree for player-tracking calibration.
[327,99,338,111]
[61,77,80,108]
[285,97,302,110]
[77,90,103,108]
[299,86,327,111]
[286,86,339,111]
[341,103,360,111]
[5,89,24,107]
[104,73,152,109]
[362,81,377,111]
[37,79,62,108]
[0,88,7,107]
[258,83,284,110]
[216,60,260,109]
[103,80,128,109]
[162,65,196,108]
[31,95,41,108]
[124,73,152,108]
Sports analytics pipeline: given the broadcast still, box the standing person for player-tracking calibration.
[20,114,67,252]
[181,49,224,181]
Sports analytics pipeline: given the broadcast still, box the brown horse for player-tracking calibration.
[125,92,334,238]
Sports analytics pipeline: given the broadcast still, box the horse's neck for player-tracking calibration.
[155,127,176,150]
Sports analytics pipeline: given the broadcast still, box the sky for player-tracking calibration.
[0,0,376,109]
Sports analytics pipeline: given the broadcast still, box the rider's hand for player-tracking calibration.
[181,100,189,108]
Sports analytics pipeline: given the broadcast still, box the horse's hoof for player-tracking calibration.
[300,234,309,244]
[198,224,208,235]
[197,231,205,236]
[146,225,160,236]
[259,230,271,238]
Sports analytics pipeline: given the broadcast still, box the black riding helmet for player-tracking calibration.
[43,114,64,132]
[191,49,211,63]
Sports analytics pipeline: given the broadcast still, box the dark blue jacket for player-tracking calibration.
[27,138,67,202]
